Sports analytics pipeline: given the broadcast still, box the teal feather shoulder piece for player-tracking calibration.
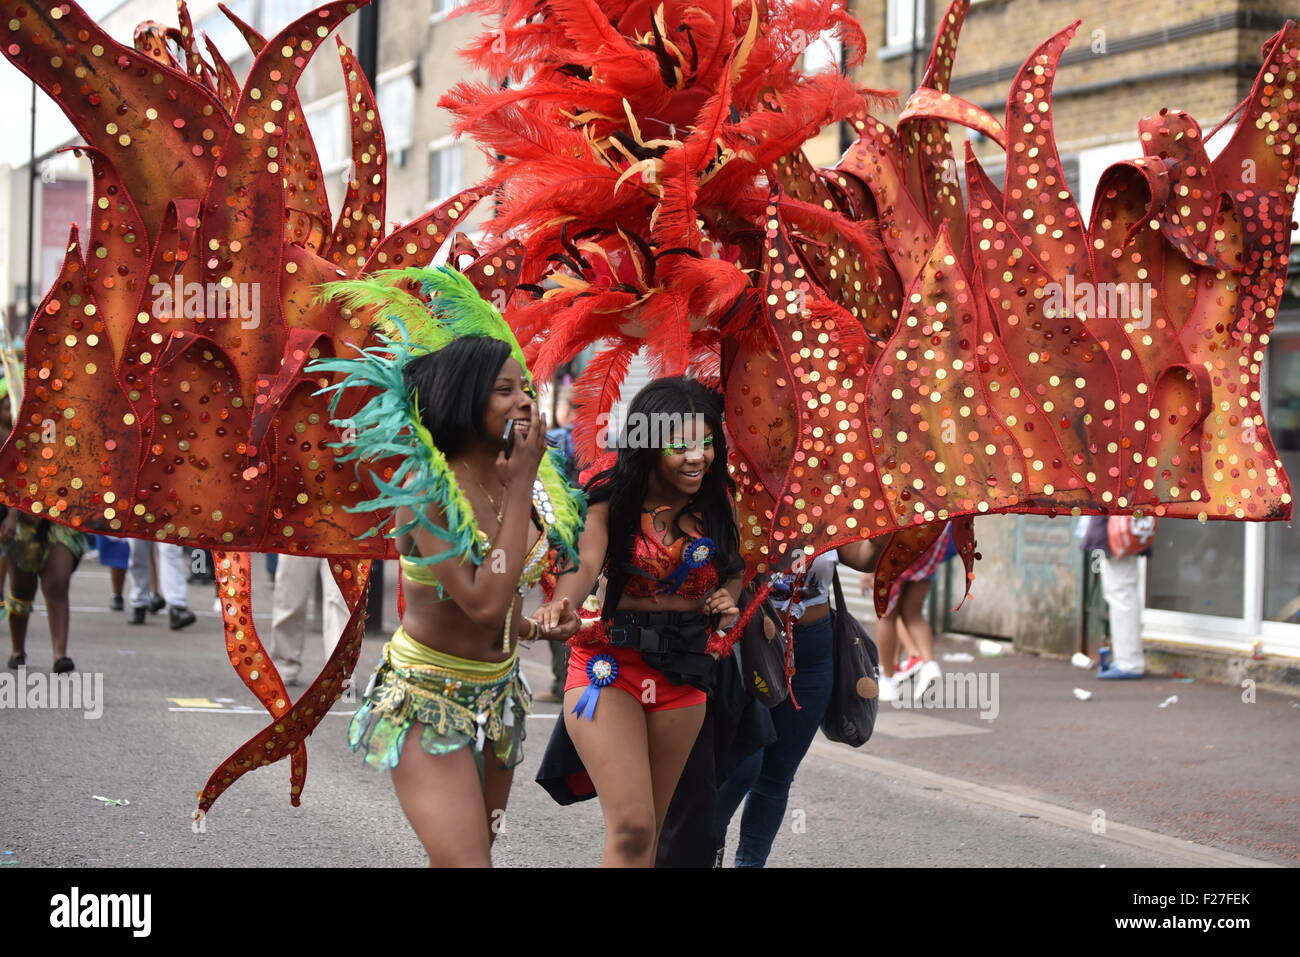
[308,266,585,574]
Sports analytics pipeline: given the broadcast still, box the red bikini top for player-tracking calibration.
[620,507,719,601]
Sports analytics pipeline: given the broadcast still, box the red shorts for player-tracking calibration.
[565,643,707,711]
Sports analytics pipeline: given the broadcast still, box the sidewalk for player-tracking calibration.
[847,634,1300,865]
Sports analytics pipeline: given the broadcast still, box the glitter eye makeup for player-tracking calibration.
[661,434,715,457]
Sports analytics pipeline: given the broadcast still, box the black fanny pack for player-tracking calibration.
[606,609,716,690]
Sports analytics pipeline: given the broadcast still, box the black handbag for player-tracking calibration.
[820,570,880,747]
[735,580,789,708]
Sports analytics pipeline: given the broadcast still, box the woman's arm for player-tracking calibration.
[837,536,884,573]
[535,500,609,638]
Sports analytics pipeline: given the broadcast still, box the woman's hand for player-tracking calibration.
[0,509,18,544]
[498,404,546,490]
[536,597,580,640]
[701,587,739,620]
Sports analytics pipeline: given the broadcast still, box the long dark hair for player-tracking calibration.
[587,376,743,617]
[403,335,511,457]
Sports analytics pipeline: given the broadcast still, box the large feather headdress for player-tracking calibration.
[309,266,585,575]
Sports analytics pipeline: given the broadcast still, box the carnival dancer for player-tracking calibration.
[2,507,85,672]
[310,266,584,867]
[535,377,746,867]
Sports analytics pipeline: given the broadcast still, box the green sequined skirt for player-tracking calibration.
[0,513,87,574]
[348,631,531,775]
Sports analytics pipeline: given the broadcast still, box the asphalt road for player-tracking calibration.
[1,558,1294,868]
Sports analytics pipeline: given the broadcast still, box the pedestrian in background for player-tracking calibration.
[1079,515,1155,679]
[268,556,348,686]
[872,524,953,703]
[128,539,196,630]
[712,540,882,867]
[95,535,130,611]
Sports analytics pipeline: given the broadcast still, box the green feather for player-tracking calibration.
[538,453,586,572]
[318,276,452,350]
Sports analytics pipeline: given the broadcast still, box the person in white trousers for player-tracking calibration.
[1098,552,1144,676]
[1079,516,1147,678]
[269,555,349,686]
[128,539,195,630]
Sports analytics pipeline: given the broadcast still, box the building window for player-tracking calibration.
[428,138,464,204]
[884,0,924,53]
[377,68,416,162]
[198,0,252,63]
[430,0,467,26]
[305,98,348,174]
[259,0,318,33]
[802,32,843,75]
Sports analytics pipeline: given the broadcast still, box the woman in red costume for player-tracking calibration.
[536,377,744,866]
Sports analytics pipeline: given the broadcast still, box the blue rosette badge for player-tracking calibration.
[658,537,715,594]
[572,653,619,721]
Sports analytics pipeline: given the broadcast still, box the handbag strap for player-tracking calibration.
[832,566,847,617]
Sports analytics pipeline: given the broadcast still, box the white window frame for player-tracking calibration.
[376,62,417,161]
[879,0,925,61]
[259,0,318,35]
[427,134,465,206]
[303,92,349,177]
[429,0,467,27]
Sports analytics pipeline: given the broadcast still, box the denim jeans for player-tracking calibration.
[713,612,835,867]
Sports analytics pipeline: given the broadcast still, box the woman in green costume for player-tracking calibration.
[311,267,584,867]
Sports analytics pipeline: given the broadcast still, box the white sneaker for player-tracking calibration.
[895,655,925,681]
[878,674,899,702]
[913,660,942,703]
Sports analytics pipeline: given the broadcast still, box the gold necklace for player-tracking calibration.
[460,463,504,524]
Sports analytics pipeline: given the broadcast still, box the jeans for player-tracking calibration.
[713,612,835,867]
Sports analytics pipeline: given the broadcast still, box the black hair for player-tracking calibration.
[587,376,744,618]
[403,335,512,458]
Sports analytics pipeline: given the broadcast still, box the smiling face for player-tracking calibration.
[655,415,715,497]
[481,356,535,448]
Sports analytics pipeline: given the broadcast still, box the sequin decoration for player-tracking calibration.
[201,552,370,812]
